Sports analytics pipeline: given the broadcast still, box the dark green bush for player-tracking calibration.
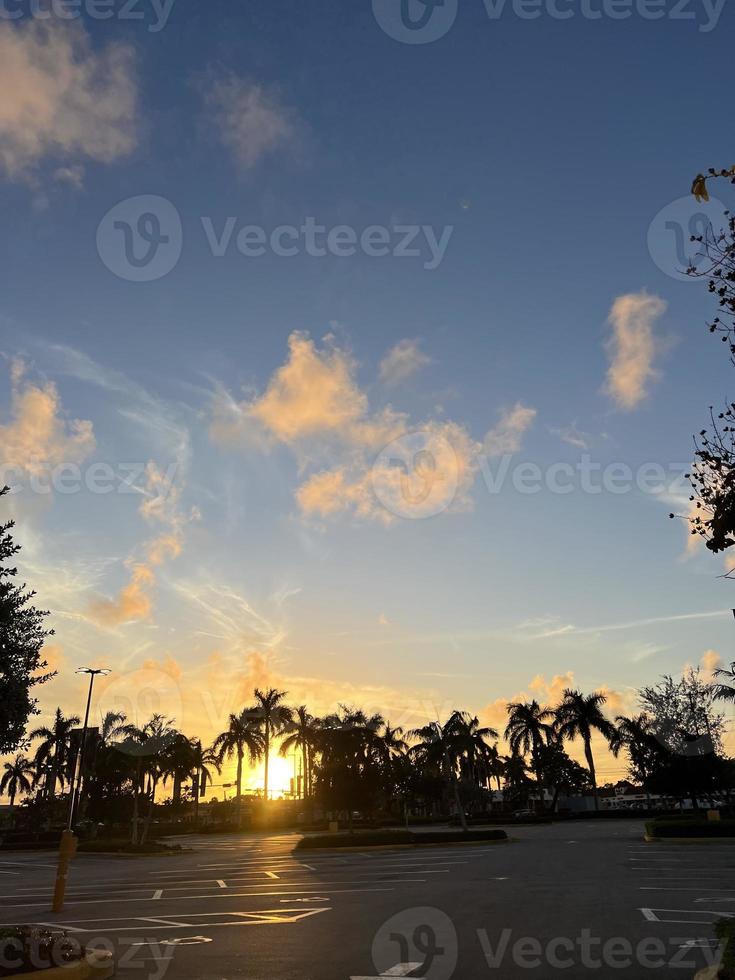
[646,818,735,838]
[296,828,507,849]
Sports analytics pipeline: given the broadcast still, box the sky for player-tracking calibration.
[1,0,734,796]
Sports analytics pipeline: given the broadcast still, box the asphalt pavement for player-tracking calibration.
[0,820,731,979]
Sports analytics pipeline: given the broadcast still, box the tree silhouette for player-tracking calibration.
[673,173,735,559]
[213,710,264,820]
[1,754,34,806]
[30,707,81,799]
[554,690,619,810]
[0,487,54,753]
[505,700,555,811]
[251,688,293,801]
[713,661,735,704]
[279,705,317,798]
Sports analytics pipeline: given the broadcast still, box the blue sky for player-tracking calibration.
[1,0,734,785]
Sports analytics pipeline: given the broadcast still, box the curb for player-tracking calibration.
[645,834,735,844]
[295,836,510,853]
[22,951,114,979]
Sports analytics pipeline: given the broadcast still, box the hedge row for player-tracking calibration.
[296,828,508,849]
[646,818,735,838]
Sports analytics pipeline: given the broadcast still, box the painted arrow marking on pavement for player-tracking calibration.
[350,963,422,979]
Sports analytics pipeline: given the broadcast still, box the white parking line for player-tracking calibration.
[639,907,735,925]
[2,878,431,900]
[351,963,422,979]
[26,908,332,934]
[0,886,394,911]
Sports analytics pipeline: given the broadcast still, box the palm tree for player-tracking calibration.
[555,689,619,810]
[713,661,735,704]
[190,740,220,824]
[99,711,131,745]
[251,688,293,801]
[505,700,555,812]
[313,706,384,830]
[445,711,498,788]
[410,718,470,830]
[485,743,506,794]
[1,755,34,807]
[116,714,178,844]
[503,752,533,807]
[279,706,317,799]
[30,708,81,799]
[213,709,265,822]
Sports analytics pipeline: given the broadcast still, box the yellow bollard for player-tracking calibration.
[51,830,78,913]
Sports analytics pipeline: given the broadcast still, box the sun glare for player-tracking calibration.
[244,754,296,799]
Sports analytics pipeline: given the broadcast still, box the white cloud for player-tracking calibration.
[549,423,590,450]
[201,73,296,171]
[0,358,95,477]
[0,21,137,181]
[379,339,431,386]
[604,291,666,411]
[483,402,536,457]
[211,332,483,524]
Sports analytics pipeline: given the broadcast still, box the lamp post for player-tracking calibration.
[52,666,110,913]
[68,667,111,831]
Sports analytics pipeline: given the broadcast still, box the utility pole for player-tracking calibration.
[52,666,111,913]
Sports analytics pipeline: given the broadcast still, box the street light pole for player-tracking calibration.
[52,666,110,913]
[68,667,111,831]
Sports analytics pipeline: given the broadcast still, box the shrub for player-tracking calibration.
[646,818,735,838]
[296,828,507,849]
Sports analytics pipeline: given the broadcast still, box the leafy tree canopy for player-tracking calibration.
[0,487,54,754]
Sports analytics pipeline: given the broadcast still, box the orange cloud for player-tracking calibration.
[0,361,95,476]
[249,332,368,444]
[87,563,154,627]
[0,20,137,181]
[483,403,536,457]
[702,649,723,679]
[605,291,666,411]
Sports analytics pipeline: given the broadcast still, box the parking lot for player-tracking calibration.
[0,821,731,978]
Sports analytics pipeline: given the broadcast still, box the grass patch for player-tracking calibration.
[716,918,735,979]
[646,817,735,839]
[295,828,508,849]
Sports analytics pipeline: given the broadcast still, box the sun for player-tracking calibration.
[245,754,296,799]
